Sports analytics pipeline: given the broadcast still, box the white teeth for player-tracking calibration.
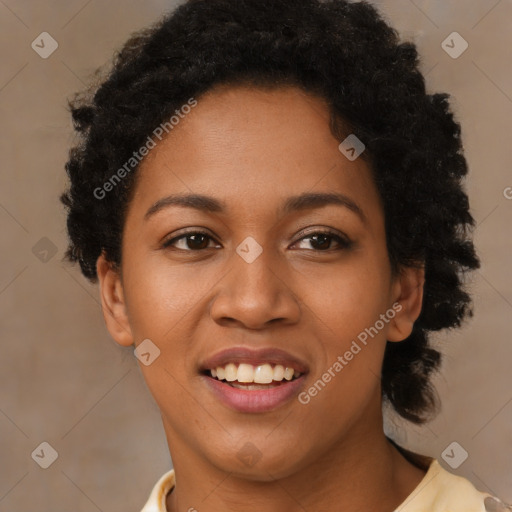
[283,367,294,381]
[230,382,280,390]
[237,363,254,383]
[209,363,303,384]
[254,363,273,384]
[224,363,237,382]
[273,364,285,380]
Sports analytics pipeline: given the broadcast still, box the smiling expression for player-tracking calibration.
[97,83,423,480]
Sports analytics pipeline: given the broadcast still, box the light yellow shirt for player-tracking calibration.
[140,458,508,512]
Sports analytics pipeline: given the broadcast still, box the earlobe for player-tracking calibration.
[96,252,134,347]
[387,264,425,342]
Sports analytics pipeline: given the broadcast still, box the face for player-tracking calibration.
[97,84,423,480]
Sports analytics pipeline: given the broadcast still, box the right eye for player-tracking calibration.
[161,231,220,251]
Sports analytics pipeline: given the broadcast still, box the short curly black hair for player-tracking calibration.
[60,0,480,425]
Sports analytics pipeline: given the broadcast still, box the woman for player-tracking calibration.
[60,0,508,510]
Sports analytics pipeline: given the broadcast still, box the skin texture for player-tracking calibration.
[96,84,427,512]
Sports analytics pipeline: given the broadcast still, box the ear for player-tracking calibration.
[387,264,425,342]
[96,252,134,347]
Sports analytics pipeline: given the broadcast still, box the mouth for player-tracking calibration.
[201,362,304,390]
[199,348,309,413]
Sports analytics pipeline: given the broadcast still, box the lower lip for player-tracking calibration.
[202,374,306,413]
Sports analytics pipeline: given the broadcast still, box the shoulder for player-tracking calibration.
[396,459,509,512]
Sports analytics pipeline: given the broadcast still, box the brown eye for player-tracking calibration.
[162,229,352,253]
[308,233,332,251]
[162,231,218,251]
[293,230,352,251]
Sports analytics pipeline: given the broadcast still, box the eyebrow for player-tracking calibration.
[144,192,367,224]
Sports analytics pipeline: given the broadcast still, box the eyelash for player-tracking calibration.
[161,229,353,252]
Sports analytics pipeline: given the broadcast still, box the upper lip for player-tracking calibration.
[199,347,309,374]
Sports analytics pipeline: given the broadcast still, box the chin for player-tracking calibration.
[209,441,309,481]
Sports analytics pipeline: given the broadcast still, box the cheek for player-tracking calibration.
[123,255,215,339]
[298,246,392,337]
[297,278,389,431]
[296,247,392,399]
[121,261,203,428]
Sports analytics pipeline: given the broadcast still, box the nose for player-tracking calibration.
[209,246,301,330]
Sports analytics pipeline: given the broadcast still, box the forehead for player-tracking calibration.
[128,84,381,222]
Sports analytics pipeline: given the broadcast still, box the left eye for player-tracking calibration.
[162,230,351,252]
[292,231,352,251]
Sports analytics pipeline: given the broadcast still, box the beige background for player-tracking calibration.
[0,0,511,510]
